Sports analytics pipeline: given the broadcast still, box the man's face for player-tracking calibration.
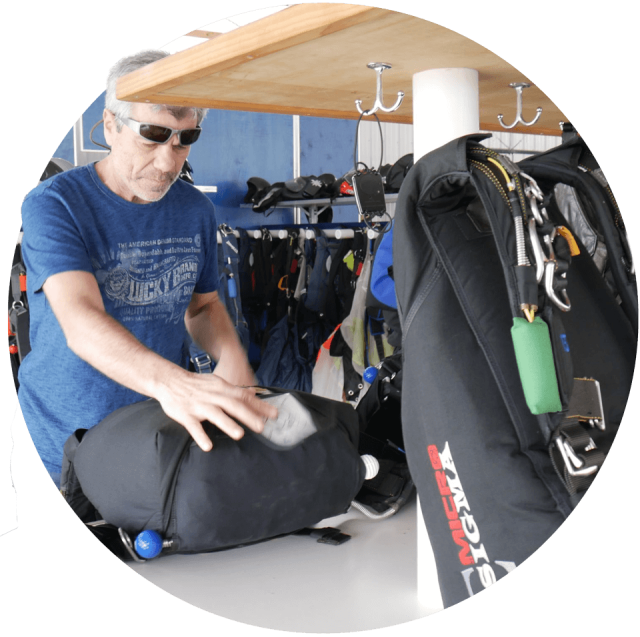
[103,103,197,203]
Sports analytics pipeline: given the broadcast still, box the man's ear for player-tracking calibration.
[102,109,118,146]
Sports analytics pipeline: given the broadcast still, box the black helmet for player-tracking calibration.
[244,176,272,204]
[253,183,285,214]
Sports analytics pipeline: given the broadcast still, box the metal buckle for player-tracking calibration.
[193,353,213,373]
[555,437,599,478]
[218,222,234,237]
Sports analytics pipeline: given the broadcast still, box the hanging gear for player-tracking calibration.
[381,153,414,193]
[350,112,392,232]
[179,159,195,185]
[217,223,250,347]
[10,157,74,389]
[393,134,635,608]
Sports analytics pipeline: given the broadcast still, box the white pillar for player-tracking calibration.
[413,68,480,161]
[412,68,480,613]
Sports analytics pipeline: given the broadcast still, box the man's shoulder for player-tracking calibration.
[24,164,94,203]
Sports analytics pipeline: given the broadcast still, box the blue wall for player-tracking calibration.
[52,129,74,165]
[53,95,362,229]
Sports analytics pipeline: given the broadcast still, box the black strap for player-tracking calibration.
[367,310,387,364]
[295,527,351,545]
[8,252,31,363]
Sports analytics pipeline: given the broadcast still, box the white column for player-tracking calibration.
[412,68,479,612]
[292,115,302,225]
[413,68,480,160]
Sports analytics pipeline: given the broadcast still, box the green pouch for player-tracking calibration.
[511,316,562,415]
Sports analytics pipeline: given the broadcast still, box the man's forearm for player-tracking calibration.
[64,300,189,400]
[185,293,243,362]
[185,292,256,386]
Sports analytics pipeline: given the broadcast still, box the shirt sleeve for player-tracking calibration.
[20,184,94,294]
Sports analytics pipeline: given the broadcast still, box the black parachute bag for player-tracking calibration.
[393,134,636,608]
[61,388,367,560]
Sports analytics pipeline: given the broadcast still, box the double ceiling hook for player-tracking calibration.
[355,62,405,116]
[498,82,542,129]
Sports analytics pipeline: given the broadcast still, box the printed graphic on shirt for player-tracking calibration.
[94,234,203,325]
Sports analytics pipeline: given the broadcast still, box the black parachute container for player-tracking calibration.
[393,134,636,608]
[61,389,366,557]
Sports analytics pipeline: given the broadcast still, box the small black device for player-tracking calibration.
[352,169,387,220]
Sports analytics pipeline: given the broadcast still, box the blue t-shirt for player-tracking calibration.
[18,163,219,474]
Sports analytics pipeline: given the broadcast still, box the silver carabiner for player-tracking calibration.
[527,191,547,225]
[520,171,544,201]
[544,261,571,312]
[522,169,572,312]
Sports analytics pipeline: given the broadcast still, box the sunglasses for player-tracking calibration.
[119,117,201,146]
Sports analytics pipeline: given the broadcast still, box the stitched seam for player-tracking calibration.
[401,260,444,347]
[579,163,623,227]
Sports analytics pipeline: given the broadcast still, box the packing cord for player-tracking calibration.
[353,111,384,174]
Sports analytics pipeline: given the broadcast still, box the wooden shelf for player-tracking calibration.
[117,3,566,136]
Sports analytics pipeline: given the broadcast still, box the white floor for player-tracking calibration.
[127,494,441,632]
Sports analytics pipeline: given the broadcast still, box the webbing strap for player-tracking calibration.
[9,256,31,362]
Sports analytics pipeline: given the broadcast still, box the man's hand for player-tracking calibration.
[154,370,277,451]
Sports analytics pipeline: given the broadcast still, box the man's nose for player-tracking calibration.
[153,137,184,172]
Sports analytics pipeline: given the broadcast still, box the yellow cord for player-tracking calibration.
[487,156,514,191]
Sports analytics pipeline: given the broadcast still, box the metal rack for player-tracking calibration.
[241,192,399,224]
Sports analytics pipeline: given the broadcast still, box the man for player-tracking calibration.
[18,50,276,488]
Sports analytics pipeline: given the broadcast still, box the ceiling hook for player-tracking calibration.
[355,62,405,117]
[498,82,543,129]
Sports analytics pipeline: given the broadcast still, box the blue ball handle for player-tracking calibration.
[363,366,378,384]
[134,529,164,559]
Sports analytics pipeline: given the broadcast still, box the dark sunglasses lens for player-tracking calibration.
[178,128,201,146]
[139,124,173,143]
[137,124,201,145]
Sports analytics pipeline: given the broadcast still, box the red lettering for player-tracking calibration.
[442,496,458,520]
[428,445,442,470]
[451,529,474,566]
[435,470,451,496]
[449,519,462,530]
